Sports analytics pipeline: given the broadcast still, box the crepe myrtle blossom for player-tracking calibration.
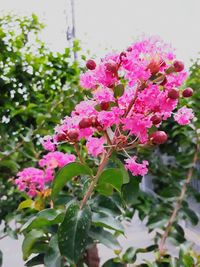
[41,135,56,152]
[15,167,45,197]
[15,152,76,196]
[15,36,194,197]
[86,137,105,157]
[125,156,149,176]
[174,106,194,125]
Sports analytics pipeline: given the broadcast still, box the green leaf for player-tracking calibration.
[114,84,125,98]
[122,177,140,205]
[52,162,92,200]
[89,226,121,250]
[181,207,199,225]
[92,212,124,233]
[21,209,64,232]
[18,199,34,210]
[25,254,44,266]
[44,235,64,267]
[58,202,91,264]
[98,168,124,195]
[0,159,19,173]
[112,156,129,183]
[22,230,44,261]
[122,247,137,263]
[102,259,124,267]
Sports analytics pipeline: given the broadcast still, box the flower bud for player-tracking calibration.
[127,46,132,52]
[100,101,110,111]
[147,60,160,75]
[182,87,193,98]
[167,88,179,99]
[68,129,79,141]
[151,115,162,125]
[56,132,67,142]
[150,131,168,144]
[119,52,126,61]
[91,116,100,127]
[79,118,92,129]
[173,60,184,72]
[105,62,118,74]
[86,59,96,70]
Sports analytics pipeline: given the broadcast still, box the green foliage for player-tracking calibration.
[0,13,82,240]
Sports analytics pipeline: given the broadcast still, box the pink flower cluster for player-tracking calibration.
[15,36,195,196]
[52,36,193,149]
[174,106,194,125]
[125,157,149,176]
[15,152,76,197]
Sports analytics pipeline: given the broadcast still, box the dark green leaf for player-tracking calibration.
[92,212,124,233]
[52,162,92,200]
[22,229,44,260]
[25,254,44,266]
[97,168,124,196]
[58,202,91,263]
[44,235,64,267]
[89,226,121,250]
[102,259,124,267]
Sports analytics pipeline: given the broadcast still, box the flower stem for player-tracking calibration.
[80,149,113,209]
[74,143,85,164]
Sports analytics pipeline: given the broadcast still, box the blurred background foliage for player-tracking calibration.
[0,14,83,236]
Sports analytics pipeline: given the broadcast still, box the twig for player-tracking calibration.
[74,143,85,164]
[159,143,199,255]
[80,148,113,209]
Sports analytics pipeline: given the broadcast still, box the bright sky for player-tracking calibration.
[0,0,200,68]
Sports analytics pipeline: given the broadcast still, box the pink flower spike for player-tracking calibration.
[174,106,194,125]
[125,156,148,176]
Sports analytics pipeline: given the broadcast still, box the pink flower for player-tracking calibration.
[98,107,123,128]
[41,135,56,152]
[123,114,152,143]
[125,156,149,176]
[174,106,194,125]
[15,167,45,197]
[39,152,76,169]
[93,87,114,104]
[86,137,105,157]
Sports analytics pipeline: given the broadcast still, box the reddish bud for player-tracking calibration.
[79,118,92,129]
[147,60,160,75]
[91,116,100,127]
[105,62,118,74]
[151,115,162,125]
[56,133,67,142]
[182,87,193,98]
[160,60,166,68]
[86,59,96,70]
[119,52,126,61]
[100,101,110,111]
[160,76,167,86]
[96,125,103,132]
[150,131,168,145]
[127,46,132,52]
[167,88,179,99]
[68,129,79,141]
[173,60,184,72]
